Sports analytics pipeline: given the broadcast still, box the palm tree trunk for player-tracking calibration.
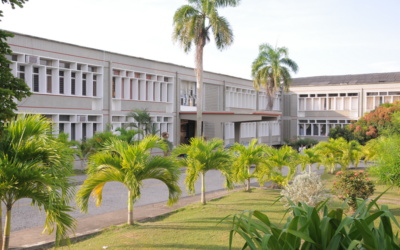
[246,166,251,191]
[201,172,206,205]
[2,206,11,250]
[195,42,204,138]
[0,202,3,250]
[309,164,311,173]
[127,191,134,225]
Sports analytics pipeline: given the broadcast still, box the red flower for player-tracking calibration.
[360,171,364,173]
[333,181,337,184]
[350,177,354,180]
[339,195,343,198]
[355,173,358,176]
[346,191,349,193]
[366,178,369,181]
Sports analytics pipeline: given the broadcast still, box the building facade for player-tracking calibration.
[6,31,282,157]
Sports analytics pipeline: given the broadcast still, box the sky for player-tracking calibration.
[1,0,399,80]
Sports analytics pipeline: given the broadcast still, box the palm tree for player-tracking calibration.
[172,137,234,204]
[299,148,321,173]
[262,145,297,188]
[252,43,299,110]
[127,108,152,138]
[315,140,340,174]
[172,0,240,137]
[334,137,362,170]
[75,139,95,173]
[230,139,265,191]
[0,114,76,250]
[362,138,378,164]
[115,127,143,145]
[76,135,181,225]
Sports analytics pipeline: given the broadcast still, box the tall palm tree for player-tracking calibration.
[172,0,240,137]
[262,145,297,188]
[0,114,76,250]
[230,139,266,191]
[76,135,181,225]
[252,43,299,110]
[299,148,321,173]
[172,137,234,204]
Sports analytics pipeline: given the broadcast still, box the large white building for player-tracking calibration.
[5,30,400,153]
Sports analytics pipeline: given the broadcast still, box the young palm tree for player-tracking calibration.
[172,0,240,137]
[75,140,95,173]
[127,108,152,137]
[172,137,234,204]
[0,114,76,250]
[334,137,362,170]
[315,140,340,174]
[262,145,298,188]
[230,139,266,191]
[299,148,321,173]
[252,43,299,110]
[76,135,182,225]
[115,127,143,145]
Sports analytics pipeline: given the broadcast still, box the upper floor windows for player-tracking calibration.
[366,91,400,110]
[18,65,25,80]
[59,62,70,69]
[226,87,256,110]
[59,71,65,94]
[88,66,96,72]
[33,67,39,92]
[299,93,358,111]
[46,69,52,93]
[40,59,52,66]
[5,54,18,62]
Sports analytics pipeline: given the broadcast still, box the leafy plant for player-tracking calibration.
[280,171,329,210]
[172,137,234,204]
[299,148,320,173]
[230,139,266,191]
[224,191,400,250]
[0,114,76,250]
[333,170,375,211]
[76,135,181,225]
[284,137,318,151]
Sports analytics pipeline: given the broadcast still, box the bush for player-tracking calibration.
[333,170,375,211]
[225,192,400,250]
[280,171,329,210]
[284,137,318,151]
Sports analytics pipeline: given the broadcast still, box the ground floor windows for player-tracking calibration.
[298,119,354,136]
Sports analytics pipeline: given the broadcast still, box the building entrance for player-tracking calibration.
[180,120,196,144]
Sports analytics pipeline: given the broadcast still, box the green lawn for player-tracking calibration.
[51,168,400,250]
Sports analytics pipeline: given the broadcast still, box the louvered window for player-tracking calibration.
[18,65,25,80]
[46,69,52,93]
[82,74,87,96]
[71,72,76,95]
[112,78,116,98]
[59,71,64,94]
[33,67,39,92]
[93,75,97,96]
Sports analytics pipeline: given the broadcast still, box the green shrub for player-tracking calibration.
[284,137,318,151]
[333,170,375,211]
[224,192,400,250]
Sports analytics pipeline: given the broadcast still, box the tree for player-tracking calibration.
[75,139,95,173]
[172,0,240,137]
[127,108,152,138]
[299,148,321,173]
[0,30,31,135]
[115,127,143,145]
[0,114,76,250]
[172,137,234,204]
[230,139,266,191]
[334,137,362,170]
[262,145,298,188]
[315,139,340,174]
[76,135,181,225]
[252,43,298,110]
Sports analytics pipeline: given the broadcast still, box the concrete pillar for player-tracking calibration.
[174,73,180,146]
[108,61,113,128]
[234,122,241,143]
[268,122,272,146]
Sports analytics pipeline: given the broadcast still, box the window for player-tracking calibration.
[329,93,338,97]
[32,67,39,92]
[367,92,378,96]
[71,123,76,141]
[340,93,346,97]
[112,78,116,98]
[299,94,308,98]
[77,64,82,70]
[59,71,64,94]
[367,97,374,109]
[6,54,18,62]
[164,77,169,82]
[121,79,124,99]
[46,69,52,93]
[317,94,326,97]
[93,75,97,96]
[328,98,335,110]
[59,123,64,133]
[306,124,312,135]
[320,124,326,136]
[130,80,133,99]
[134,72,140,78]
[88,66,96,72]
[164,117,168,122]
[40,59,51,66]
[59,62,70,69]
[82,74,87,96]
[348,93,358,96]
[93,123,97,134]
[351,97,358,110]
[71,72,76,95]
[344,97,350,110]
[113,70,120,76]
[146,75,152,80]
[313,98,320,110]
[313,124,319,136]
[59,115,70,121]
[18,65,25,80]
[306,98,312,110]
[88,116,97,122]
[299,124,305,135]
[82,123,87,141]
[389,92,400,95]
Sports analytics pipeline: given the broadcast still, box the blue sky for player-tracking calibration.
[1,0,399,79]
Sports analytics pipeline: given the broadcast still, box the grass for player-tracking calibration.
[72,169,86,176]
[50,168,400,250]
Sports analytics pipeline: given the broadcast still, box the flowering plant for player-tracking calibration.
[333,171,375,211]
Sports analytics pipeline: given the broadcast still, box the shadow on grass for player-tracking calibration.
[109,243,236,249]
